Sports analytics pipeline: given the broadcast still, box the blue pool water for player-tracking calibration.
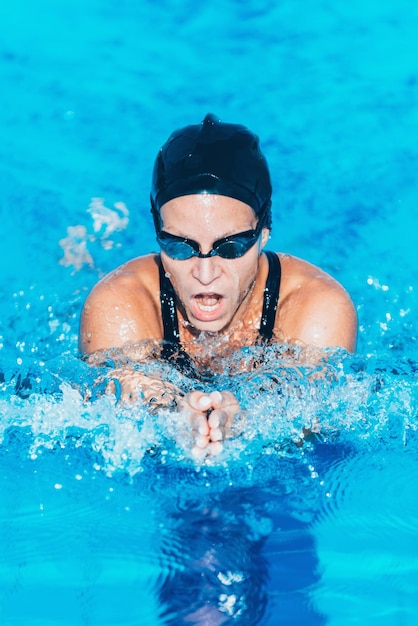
[0,0,417,624]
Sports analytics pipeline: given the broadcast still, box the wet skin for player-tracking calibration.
[159,195,270,335]
[79,194,358,459]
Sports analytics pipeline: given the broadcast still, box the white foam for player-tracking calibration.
[0,348,416,477]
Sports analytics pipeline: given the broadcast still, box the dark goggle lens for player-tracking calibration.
[159,240,198,260]
[158,235,256,260]
[213,238,255,259]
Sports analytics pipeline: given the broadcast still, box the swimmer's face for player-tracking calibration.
[159,194,269,333]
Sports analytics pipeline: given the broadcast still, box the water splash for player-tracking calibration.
[59,197,129,273]
[0,347,416,479]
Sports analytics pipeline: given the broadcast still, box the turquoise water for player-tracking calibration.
[0,0,417,624]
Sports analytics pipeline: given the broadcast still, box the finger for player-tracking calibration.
[209,407,237,438]
[209,426,223,442]
[191,444,209,460]
[194,434,210,449]
[209,390,239,410]
[208,408,229,429]
[208,390,223,407]
[105,378,122,402]
[191,439,223,460]
[196,394,213,411]
[208,411,220,428]
[207,441,223,456]
[191,413,210,436]
[187,391,213,412]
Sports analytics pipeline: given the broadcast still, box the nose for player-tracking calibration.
[191,256,222,285]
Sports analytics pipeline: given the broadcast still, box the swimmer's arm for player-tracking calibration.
[79,274,182,409]
[79,264,243,457]
[80,293,242,457]
[275,275,357,441]
[104,364,242,453]
[102,366,182,410]
[85,360,242,459]
[278,275,358,352]
[79,274,162,355]
[299,287,357,352]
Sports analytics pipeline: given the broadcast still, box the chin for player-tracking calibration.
[193,322,224,334]
[189,316,229,334]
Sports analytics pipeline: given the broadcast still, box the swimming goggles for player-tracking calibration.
[156,215,265,260]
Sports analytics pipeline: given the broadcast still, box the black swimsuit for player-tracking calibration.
[158,250,281,373]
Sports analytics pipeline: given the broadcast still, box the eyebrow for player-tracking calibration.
[160,224,257,240]
[159,227,257,245]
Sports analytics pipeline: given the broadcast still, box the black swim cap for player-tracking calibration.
[150,113,272,229]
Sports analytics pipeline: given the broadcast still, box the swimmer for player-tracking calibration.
[79,113,357,458]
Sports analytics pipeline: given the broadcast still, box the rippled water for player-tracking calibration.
[1,0,417,623]
[0,349,417,623]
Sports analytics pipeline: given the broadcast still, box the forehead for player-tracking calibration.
[160,194,257,235]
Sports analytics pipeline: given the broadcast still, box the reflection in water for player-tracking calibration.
[159,489,269,625]
[152,453,327,626]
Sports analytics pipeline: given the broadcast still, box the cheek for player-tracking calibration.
[229,255,259,292]
[161,258,192,292]
[161,252,259,297]
[161,254,181,277]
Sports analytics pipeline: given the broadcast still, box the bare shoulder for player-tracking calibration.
[87,254,159,302]
[79,254,162,354]
[276,253,358,352]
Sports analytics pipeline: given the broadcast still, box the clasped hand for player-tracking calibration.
[177,390,241,460]
[101,369,242,459]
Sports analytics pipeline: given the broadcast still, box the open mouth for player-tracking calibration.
[191,293,225,322]
[194,293,222,312]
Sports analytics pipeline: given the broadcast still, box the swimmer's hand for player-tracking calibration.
[88,369,242,459]
[99,368,181,410]
[178,390,243,460]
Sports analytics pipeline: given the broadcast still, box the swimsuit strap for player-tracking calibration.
[157,251,281,367]
[259,251,282,341]
[158,255,181,345]
[158,256,198,376]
